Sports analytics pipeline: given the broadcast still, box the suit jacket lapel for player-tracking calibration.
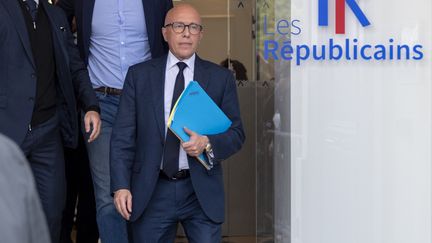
[194,55,210,91]
[1,0,36,68]
[150,56,168,142]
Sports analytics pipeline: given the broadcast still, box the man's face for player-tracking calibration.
[162,6,203,60]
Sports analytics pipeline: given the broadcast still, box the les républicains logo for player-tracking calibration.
[263,0,424,65]
[319,0,370,34]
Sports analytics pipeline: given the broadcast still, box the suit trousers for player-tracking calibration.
[21,113,66,243]
[132,176,222,243]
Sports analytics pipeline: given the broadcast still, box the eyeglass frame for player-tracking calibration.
[163,22,203,35]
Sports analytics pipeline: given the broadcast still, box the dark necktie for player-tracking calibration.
[162,62,187,178]
[23,0,38,22]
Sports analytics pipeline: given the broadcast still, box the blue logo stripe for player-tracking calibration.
[318,0,328,26]
[345,0,371,27]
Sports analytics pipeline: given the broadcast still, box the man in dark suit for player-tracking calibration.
[111,4,245,242]
[56,0,173,242]
[0,0,101,242]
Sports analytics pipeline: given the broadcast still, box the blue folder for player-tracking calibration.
[167,81,232,169]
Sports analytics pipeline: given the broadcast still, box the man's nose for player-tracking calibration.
[182,26,192,37]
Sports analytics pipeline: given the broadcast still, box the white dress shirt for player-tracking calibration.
[163,51,196,170]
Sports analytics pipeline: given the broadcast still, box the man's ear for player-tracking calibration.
[162,28,168,42]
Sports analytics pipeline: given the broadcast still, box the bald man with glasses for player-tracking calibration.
[110,4,245,243]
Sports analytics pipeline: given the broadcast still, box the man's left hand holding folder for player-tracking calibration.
[182,127,209,157]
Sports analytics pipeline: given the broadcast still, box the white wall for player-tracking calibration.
[290,0,432,243]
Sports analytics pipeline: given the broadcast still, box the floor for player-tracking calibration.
[74,228,267,243]
[91,236,262,243]
[175,236,274,243]
[175,236,257,243]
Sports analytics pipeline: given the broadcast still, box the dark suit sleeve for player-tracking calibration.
[56,0,75,25]
[110,67,137,193]
[166,0,173,13]
[59,11,99,112]
[162,0,173,53]
[207,72,245,162]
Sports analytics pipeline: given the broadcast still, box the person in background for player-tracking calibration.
[0,133,51,243]
[57,0,173,242]
[58,15,99,243]
[0,0,101,242]
[220,58,249,81]
[111,4,245,242]
[60,133,99,243]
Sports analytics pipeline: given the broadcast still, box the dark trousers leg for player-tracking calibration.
[131,178,221,243]
[60,146,78,243]
[75,135,99,243]
[61,125,99,243]
[179,180,222,243]
[21,116,66,243]
[181,210,222,243]
[131,179,179,243]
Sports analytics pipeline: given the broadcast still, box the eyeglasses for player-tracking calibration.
[164,22,203,35]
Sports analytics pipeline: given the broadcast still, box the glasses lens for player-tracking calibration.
[172,23,185,33]
[189,24,202,34]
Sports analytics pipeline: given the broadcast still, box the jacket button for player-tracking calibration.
[29,97,34,102]
[31,74,36,79]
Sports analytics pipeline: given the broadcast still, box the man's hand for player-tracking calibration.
[182,127,209,157]
[114,189,132,220]
[84,111,101,143]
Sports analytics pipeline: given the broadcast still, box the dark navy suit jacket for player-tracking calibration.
[110,55,245,223]
[57,0,173,64]
[0,0,98,148]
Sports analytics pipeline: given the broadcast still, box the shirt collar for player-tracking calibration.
[167,51,195,73]
[24,0,39,6]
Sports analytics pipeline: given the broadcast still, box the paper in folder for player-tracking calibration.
[167,81,232,170]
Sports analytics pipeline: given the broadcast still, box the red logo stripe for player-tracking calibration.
[336,0,345,34]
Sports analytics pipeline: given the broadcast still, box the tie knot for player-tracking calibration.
[177,62,187,72]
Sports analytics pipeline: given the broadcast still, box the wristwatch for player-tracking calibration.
[205,142,215,168]
[205,142,212,152]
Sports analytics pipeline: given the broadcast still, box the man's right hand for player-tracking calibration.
[114,189,132,220]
